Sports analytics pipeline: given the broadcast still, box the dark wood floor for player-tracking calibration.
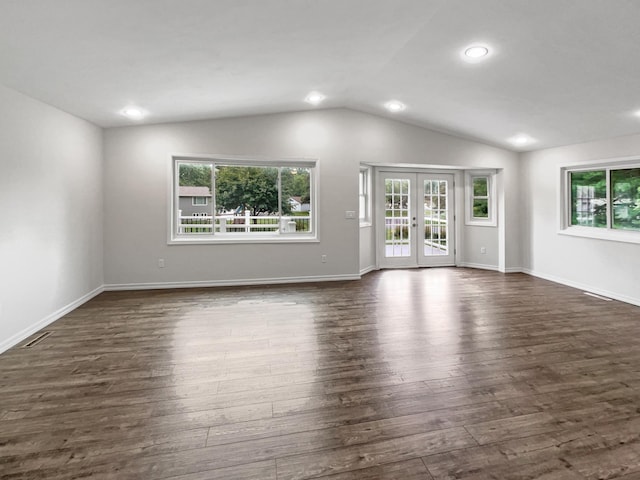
[2,268,640,479]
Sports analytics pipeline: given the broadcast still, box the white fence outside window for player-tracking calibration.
[178,210,310,234]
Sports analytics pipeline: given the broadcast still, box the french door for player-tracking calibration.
[377,171,455,268]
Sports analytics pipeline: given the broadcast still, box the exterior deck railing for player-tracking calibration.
[178,211,310,234]
[384,216,448,249]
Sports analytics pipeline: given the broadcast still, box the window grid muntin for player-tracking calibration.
[424,179,448,256]
[384,178,411,257]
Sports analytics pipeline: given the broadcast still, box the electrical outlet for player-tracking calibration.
[321,255,327,263]
[480,247,486,254]
[345,211,356,219]
[158,258,165,268]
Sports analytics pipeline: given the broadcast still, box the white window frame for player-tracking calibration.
[169,154,318,245]
[359,166,372,226]
[465,170,497,226]
[560,157,640,245]
[192,196,208,206]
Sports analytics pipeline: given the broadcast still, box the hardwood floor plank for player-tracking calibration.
[163,460,277,480]
[0,428,208,476]
[313,458,433,479]
[206,402,395,447]
[463,411,560,445]
[616,473,640,480]
[564,443,640,480]
[423,427,601,479]
[271,381,432,417]
[275,427,476,480]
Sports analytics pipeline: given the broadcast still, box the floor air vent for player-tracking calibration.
[22,331,53,348]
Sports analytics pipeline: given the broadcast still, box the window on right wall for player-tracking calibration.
[566,165,640,232]
[465,170,497,226]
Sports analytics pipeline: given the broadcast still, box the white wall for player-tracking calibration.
[462,225,500,268]
[522,134,640,305]
[359,225,375,274]
[0,84,103,352]
[104,108,520,287]
[104,109,360,286]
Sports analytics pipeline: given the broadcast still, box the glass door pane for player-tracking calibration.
[418,173,455,267]
[423,179,448,256]
[384,178,411,257]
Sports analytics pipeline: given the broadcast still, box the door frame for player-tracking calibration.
[374,167,463,269]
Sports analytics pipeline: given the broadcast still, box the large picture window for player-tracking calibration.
[171,156,316,243]
[564,162,640,240]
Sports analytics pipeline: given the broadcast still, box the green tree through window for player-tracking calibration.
[611,168,640,230]
[215,166,279,216]
[179,163,211,189]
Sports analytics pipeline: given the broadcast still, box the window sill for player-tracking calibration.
[558,226,640,245]
[465,219,497,227]
[169,234,319,245]
[360,221,372,228]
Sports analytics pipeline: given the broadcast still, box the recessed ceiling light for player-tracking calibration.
[121,106,146,120]
[465,45,489,58]
[384,100,406,113]
[633,110,640,118]
[461,43,492,63]
[507,134,536,147]
[304,91,326,106]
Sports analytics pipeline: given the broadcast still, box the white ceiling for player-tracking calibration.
[2,0,640,151]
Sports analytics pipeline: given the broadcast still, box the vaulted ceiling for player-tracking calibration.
[2,0,640,151]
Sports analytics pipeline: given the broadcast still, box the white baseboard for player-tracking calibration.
[503,267,523,273]
[359,265,378,276]
[457,262,499,272]
[104,273,361,291]
[457,263,522,274]
[522,268,640,307]
[0,285,104,355]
